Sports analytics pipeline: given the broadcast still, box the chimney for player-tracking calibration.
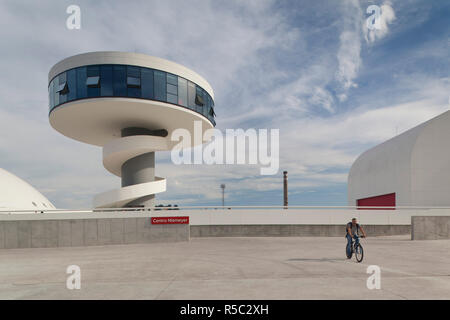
[283,171,288,208]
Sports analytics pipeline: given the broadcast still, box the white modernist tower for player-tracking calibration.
[48,52,216,208]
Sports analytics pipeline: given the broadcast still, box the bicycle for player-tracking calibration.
[346,235,364,262]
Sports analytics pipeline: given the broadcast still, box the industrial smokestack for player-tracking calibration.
[220,184,225,207]
[283,171,288,208]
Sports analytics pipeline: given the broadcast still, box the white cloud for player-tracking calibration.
[334,0,364,101]
[336,30,362,92]
[308,87,335,113]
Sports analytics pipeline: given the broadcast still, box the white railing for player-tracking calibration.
[1,206,450,226]
[2,205,450,214]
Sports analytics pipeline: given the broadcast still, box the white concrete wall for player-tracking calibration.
[410,112,450,206]
[2,208,450,225]
[0,217,189,249]
[348,111,450,206]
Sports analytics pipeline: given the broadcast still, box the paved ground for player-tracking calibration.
[0,235,449,299]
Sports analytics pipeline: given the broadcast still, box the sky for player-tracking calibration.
[0,0,448,209]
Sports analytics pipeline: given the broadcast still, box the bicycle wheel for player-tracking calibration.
[355,244,364,262]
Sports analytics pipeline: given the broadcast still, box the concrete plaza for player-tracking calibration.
[0,235,449,299]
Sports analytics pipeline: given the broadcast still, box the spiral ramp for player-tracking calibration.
[93,135,169,208]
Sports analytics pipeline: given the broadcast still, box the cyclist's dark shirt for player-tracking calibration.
[346,222,360,236]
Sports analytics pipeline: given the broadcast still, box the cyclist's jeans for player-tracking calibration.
[346,234,359,256]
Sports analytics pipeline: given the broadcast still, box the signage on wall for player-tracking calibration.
[151,216,189,224]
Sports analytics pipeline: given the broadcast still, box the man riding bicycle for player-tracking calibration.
[346,218,367,257]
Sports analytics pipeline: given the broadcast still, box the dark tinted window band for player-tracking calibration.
[49,64,215,126]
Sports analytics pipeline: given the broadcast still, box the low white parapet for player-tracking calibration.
[2,207,450,226]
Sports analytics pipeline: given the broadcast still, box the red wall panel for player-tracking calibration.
[357,193,396,209]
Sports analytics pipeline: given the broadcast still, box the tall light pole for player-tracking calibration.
[220,184,225,207]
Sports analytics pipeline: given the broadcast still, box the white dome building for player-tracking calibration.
[0,168,55,212]
[348,110,450,207]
